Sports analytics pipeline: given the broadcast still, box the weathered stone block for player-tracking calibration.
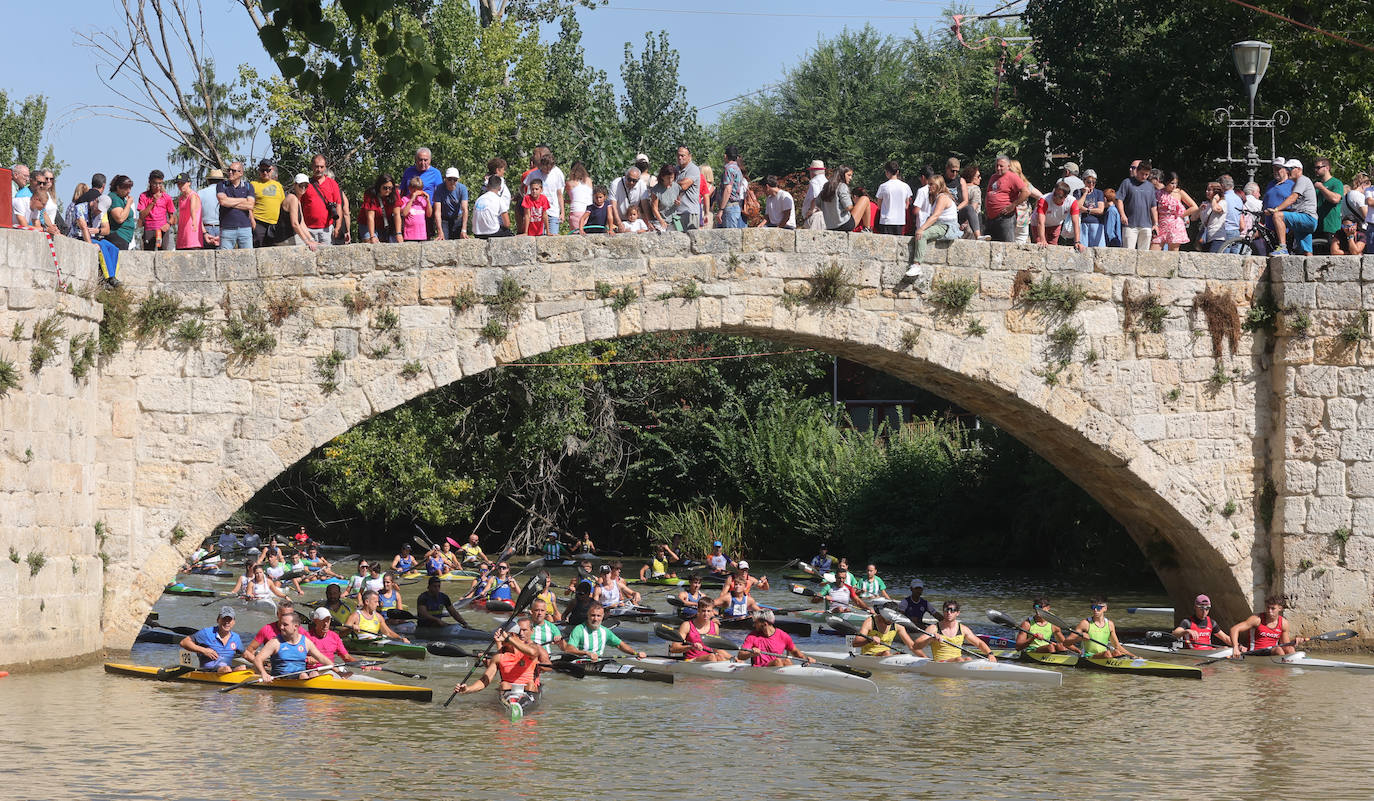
[1273,255,1308,284]
[1327,397,1358,429]
[534,236,597,264]
[795,230,850,254]
[1317,281,1362,310]
[1316,460,1346,496]
[1135,250,1179,277]
[649,256,713,283]
[154,250,215,283]
[486,237,538,267]
[740,227,795,253]
[689,229,742,254]
[258,245,317,277]
[1310,255,1362,282]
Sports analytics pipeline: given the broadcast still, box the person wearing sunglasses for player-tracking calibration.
[1066,597,1136,658]
[1171,594,1233,650]
[912,601,998,662]
[1015,598,1074,654]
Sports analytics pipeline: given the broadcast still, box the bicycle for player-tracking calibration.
[1217,210,1280,256]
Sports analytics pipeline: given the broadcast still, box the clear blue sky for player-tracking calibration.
[1,0,1009,190]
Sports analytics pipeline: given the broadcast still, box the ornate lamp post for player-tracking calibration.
[1214,41,1288,184]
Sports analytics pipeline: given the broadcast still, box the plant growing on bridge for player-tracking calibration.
[29,314,65,374]
[373,307,400,332]
[965,319,987,337]
[170,526,186,545]
[1122,285,1167,334]
[1206,361,1233,392]
[1023,275,1086,315]
[1048,323,1081,355]
[1221,500,1237,517]
[96,286,133,358]
[452,286,480,313]
[342,292,372,315]
[221,303,277,362]
[7,547,17,564]
[1339,311,1370,345]
[134,291,183,343]
[595,281,614,299]
[656,280,702,301]
[1193,287,1241,357]
[1243,291,1279,335]
[401,360,423,379]
[486,276,528,324]
[69,333,97,380]
[171,318,207,350]
[480,320,509,343]
[315,349,346,384]
[802,263,856,310]
[10,321,22,340]
[609,286,638,312]
[930,276,977,313]
[899,327,921,351]
[26,550,45,577]
[266,289,303,326]
[1283,305,1311,337]
[0,357,18,397]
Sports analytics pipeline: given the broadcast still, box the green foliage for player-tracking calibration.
[802,263,857,310]
[29,314,65,374]
[171,319,208,350]
[620,31,707,158]
[0,91,61,175]
[10,321,21,340]
[266,289,302,326]
[452,287,480,312]
[374,308,400,332]
[1299,558,1313,572]
[401,360,424,379]
[26,550,45,577]
[1221,500,1237,518]
[899,328,921,351]
[480,320,509,343]
[486,276,528,323]
[647,501,747,559]
[656,280,702,301]
[609,287,638,312]
[930,277,978,312]
[966,319,988,337]
[1124,289,1167,334]
[1244,291,1279,334]
[1048,323,1081,353]
[369,343,393,360]
[1283,304,1311,337]
[1333,527,1352,544]
[1025,276,1087,315]
[134,292,183,342]
[541,14,631,180]
[1207,362,1232,391]
[165,60,258,179]
[1340,311,1370,344]
[0,357,18,397]
[315,349,346,383]
[222,303,277,361]
[69,334,97,380]
[96,286,133,359]
[1165,387,1182,403]
[7,547,18,564]
[170,526,187,545]
[595,281,615,300]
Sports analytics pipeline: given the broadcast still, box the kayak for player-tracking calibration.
[401,570,478,581]
[627,656,878,694]
[390,621,493,642]
[103,663,432,701]
[184,567,233,577]
[1270,651,1374,672]
[1079,654,1202,679]
[499,688,540,721]
[781,571,822,583]
[557,658,674,684]
[796,609,870,627]
[135,626,182,645]
[1126,607,1173,614]
[1129,642,1232,661]
[631,577,723,589]
[1020,651,1080,667]
[608,604,656,617]
[808,650,1062,687]
[301,577,350,588]
[339,636,427,660]
[163,583,217,597]
[471,598,515,613]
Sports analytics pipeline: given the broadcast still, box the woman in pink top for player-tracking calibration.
[136,169,176,250]
[173,174,203,250]
[395,176,431,242]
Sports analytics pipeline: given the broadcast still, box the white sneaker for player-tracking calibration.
[904,265,922,279]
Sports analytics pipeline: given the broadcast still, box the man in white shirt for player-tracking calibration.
[911,166,934,230]
[1060,162,1085,195]
[610,166,645,221]
[800,159,828,230]
[875,160,912,236]
[472,175,513,239]
[763,176,795,229]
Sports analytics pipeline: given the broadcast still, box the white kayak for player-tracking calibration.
[808,650,1061,686]
[389,620,493,642]
[628,657,877,694]
[1130,642,1232,661]
[1271,651,1374,672]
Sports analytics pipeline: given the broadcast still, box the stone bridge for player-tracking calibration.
[1,225,1369,669]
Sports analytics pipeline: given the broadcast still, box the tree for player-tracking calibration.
[1016,0,1374,183]
[0,92,58,174]
[540,14,630,180]
[166,60,260,181]
[620,31,706,161]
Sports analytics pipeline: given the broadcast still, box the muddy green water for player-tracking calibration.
[4,565,1372,800]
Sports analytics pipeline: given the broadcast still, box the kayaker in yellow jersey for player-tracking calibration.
[533,574,561,621]
[670,597,731,662]
[851,608,919,656]
[638,544,677,581]
[460,533,488,566]
[344,590,411,642]
[914,601,998,662]
[1015,598,1075,654]
[717,560,768,598]
[1067,597,1136,658]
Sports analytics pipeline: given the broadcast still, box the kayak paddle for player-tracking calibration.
[1036,609,1136,658]
[986,609,1074,653]
[1195,628,1358,666]
[444,574,548,707]
[739,645,873,678]
[219,663,344,693]
[147,622,200,637]
[356,662,427,680]
[870,610,997,661]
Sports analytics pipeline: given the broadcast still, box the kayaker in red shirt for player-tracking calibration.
[1170,594,1234,650]
[453,619,549,695]
[1229,595,1305,657]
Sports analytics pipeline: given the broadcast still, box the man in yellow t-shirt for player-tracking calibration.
[251,159,286,247]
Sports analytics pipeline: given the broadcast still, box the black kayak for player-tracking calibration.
[555,656,672,683]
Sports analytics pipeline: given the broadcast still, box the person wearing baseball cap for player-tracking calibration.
[178,606,243,672]
[1171,593,1234,651]
[250,159,285,248]
[809,544,835,575]
[897,578,934,625]
[718,558,769,599]
[1268,157,1318,255]
[434,166,469,241]
[706,541,734,576]
[801,159,829,230]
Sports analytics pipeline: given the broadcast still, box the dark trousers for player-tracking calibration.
[876,224,904,235]
[476,228,514,240]
[987,214,1017,242]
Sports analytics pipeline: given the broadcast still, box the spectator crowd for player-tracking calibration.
[11,143,1373,285]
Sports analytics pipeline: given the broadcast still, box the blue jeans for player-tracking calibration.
[544,215,560,235]
[219,227,253,249]
[1282,212,1317,253]
[721,202,745,229]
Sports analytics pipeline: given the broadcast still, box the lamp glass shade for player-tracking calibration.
[1232,41,1272,81]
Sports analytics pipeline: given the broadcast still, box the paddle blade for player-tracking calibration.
[1315,629,1359,642]
[426,642,473,658]
[819,661,872,679]
[879,607,916,629]
[513,574,546,613]
[703,634,738,651]
[986,609,1021,629]
[654,622,685,643]
[826,616,861,636]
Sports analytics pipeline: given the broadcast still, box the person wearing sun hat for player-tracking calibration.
[801,158,829,230]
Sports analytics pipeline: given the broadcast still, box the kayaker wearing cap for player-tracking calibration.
[914,600,998,662]
[1066,597,1135,658]
[819,567,872,614]
[293,526,310,546]
[706,541,734,575]
[460,533,487,566]
[565,578,597,627]
[179,607,243,673]
[593,562,641,609]
[344,590,411,642]
[716,577,763,619]
[718,560,768,598]
[638,544,677,581]
[852,608,919,657]
[1171,594,1233,650]
[246,600,297,658]
[564,605,647,660]
[391,544,417,573]
[809,544,835,574]
[417,576,473,629]
[528,598,566,650]
[1229,595,1305,658]
[252,612,332,681]
[542,532,566,561]
[1016,598,1074,654]
[854,564,891,600]
[897,578,935,624]
[738,610,815,667]
[304,606,359,670]
[671,597,731,662]
[454,618,548,697]
[677,575,707,608]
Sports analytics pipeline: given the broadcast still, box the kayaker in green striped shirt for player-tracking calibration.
[563,606,646,660]
[853,564,891,600]
[528,599,566,652]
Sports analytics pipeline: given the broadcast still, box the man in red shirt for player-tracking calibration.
[300,153,349,246]
[984,156,1028,243]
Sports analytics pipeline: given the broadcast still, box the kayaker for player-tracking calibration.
[246,601,297,658]
[240,563,291,604]
[485,562,522,606]
[423,546,447,577]
[1067,597,1136,658]
[417,576,474,629]
[819,568,872,614]
[241,528,262,551]
[564,605,647,660]
[460,533,488,566]
[227,560,257,598]
[302,545,341,578]
[1229,595,1304,657]
[638,544,677,581]
[1016,599,1075,654]
[565,579,597,627]
[252,612,333,681]
[377,572,404,611]
[809,544,835,574]
[454,618,548,697]
[534,575,561,621]
[718,561,768,598]
[345,559,371,599]
[440,542,461,570]
[391,544,417,573]
[344,590,411,642]
[542,532,566,561]
[897,579,935,625]
[670,597,731,662]
[716,579,762,619]
[528,598,567,650]
[669,534,696,565]
[853,564,891,600]
[293,526,311,546]
[321,583,356,626]
[568,559,596,594]
[852,609,919,657]
[304,607,359,670]
[706,541,734,575]
[178,606,243,673]
[914,601,998,662]
[738,610,815,667]
[593,563,642,609]
[575,532,596,554]
[1171,594,1234,650]
[677,575,707,608]
[216,529,240,553]
[364,562,386,594]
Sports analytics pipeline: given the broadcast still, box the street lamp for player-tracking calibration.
[1214,40,1288,184]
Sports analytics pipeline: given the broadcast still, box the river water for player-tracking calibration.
[4,563,1373,800]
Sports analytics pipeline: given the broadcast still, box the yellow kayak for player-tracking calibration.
[103,663,433,702]
[401,570,478,581]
